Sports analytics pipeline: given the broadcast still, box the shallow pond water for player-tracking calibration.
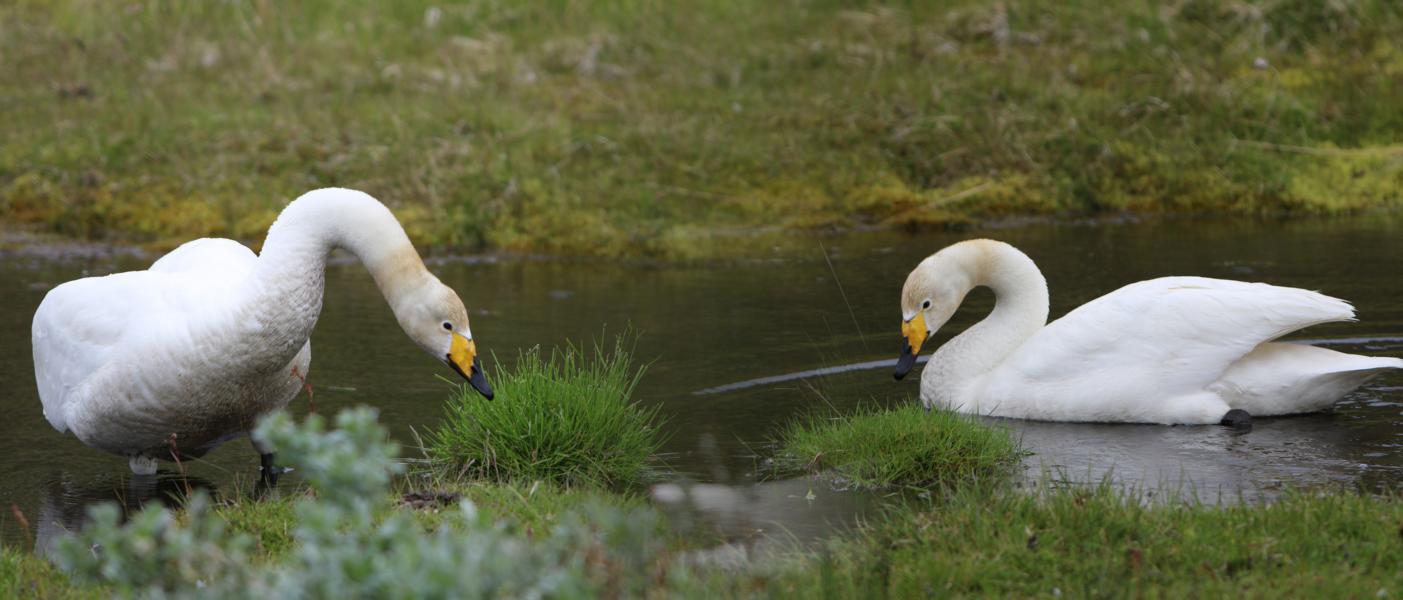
[2,216,1402,550]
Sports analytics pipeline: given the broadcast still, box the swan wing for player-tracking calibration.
[997,276,1355,400]
[31,239,257,432]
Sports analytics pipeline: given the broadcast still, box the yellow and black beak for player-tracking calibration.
[894,313,927,380]
[447,334,493,400]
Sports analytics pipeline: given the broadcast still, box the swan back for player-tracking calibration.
[32,238,258,433]
[979,277,1356,422]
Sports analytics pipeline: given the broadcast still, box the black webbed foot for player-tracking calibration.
[1220,409,1253,432]
[258,452,291,487]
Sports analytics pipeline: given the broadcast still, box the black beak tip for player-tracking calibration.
[893,343,917,380]
[448,355,494,400]
[469,357,494,400]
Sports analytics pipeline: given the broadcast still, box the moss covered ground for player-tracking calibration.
[4,1,1402,258]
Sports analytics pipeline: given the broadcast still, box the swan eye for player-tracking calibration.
[921,300,931,310]
[442,322,453,331]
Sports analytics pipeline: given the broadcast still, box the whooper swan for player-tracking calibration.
[31,188,494,479]
[893,239,1402,426]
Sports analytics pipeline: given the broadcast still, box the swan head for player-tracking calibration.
[398,281,494,400]
[893,249,973,381]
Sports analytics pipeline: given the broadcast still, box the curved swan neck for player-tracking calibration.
[259,188,430,293]
[246,188,432,368]
[958,241,1049,325]
[925,241,1050,400]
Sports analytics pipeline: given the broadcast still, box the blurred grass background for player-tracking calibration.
[2,0,1402,258]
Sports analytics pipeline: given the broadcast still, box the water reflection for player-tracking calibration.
[31,473,218,560]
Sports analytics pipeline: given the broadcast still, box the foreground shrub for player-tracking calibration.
[51,407,679,599]
[427,335,663,486]
[772,404,1022,489]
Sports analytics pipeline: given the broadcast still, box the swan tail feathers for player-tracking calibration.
[1256,287,1356,342]
[1217,343,1403,416]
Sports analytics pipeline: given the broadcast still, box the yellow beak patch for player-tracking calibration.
[449,333,477,375]
[901,312,928,355]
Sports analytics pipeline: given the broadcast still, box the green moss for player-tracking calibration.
[209,479,651,563]
[1286,150,1403,212]
[397,479,651,538]
[772,405,1023,489]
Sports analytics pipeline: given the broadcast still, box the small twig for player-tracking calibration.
[10,504,31,549]
[643,182,730,201]
[820,241,870,353]
[167,433,192,496]
[1231,139,1403,157]
[928,181,993,208]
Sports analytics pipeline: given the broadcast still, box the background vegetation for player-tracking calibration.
[4,0,1402,257]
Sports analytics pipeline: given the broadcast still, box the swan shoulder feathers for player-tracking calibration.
[32,238,257,432]
[985,276,1356,408]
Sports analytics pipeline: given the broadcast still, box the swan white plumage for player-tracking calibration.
[892,239,1403,425]
[31,188,494,477]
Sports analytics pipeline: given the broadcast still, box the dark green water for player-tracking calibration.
[3,216,1402,551]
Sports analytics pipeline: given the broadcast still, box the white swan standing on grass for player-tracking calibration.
[893,239,1403,426]
[31,188,494,480]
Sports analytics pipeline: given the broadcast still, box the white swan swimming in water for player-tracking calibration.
[893,239,1403,425]
[31,188,494,478]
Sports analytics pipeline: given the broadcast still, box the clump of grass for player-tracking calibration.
[426,335,662,486]
[772,404,1022,489]
[771,484,1403,597]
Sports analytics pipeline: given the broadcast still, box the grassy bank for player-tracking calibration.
[772,404,1022,489]
[16,481,1403,597]
[9,405,1403,597]
[4,1,1403,258]
[771,484,1403,598]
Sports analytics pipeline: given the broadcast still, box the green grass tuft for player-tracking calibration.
[771,484,1403,597]
[426,335,663,486]
[772,404,1022,489]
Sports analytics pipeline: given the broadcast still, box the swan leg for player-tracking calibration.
[251,436,291,488]
[258,452,285,487]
